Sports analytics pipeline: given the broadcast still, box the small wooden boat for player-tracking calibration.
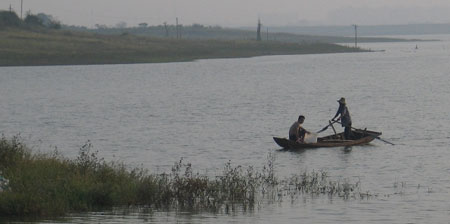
[273,129,382,150]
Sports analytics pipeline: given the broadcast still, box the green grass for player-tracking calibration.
[0,27,368,66]
[0,136,367,218]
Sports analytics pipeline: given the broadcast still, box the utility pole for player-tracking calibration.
[352,24,358,48]
[163,22,169,38]
[21,0,23,19]
[9,4,12,12]
[176,17,179,39]
[266,27,269,41]
[256,19,262,41]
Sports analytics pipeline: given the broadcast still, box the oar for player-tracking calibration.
[329,120,338,136]
[334,121,395,145]
[370,135,395,145]
[317,120,338,133]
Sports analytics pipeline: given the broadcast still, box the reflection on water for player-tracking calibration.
[2,35,450,223]
[342,146,353,153]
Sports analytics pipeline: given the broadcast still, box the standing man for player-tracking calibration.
[289,115,309,143]
[332,97,353,139]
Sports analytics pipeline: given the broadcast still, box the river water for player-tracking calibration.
[1,35,450,223]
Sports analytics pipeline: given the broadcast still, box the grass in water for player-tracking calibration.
[0,136,366,218]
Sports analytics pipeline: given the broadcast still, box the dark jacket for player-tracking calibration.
[334,104,352,127]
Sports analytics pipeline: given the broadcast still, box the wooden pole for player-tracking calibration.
[329,120,338,137]
[256,19,261,41]
[163,22,169,37]
[176,17,179,39]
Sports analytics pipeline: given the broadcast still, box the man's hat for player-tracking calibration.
[337,97,346,104]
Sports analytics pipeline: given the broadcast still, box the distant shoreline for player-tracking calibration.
[0,28,370,67]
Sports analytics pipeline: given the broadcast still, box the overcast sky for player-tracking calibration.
[5,0,450,27]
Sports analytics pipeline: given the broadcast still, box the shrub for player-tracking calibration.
[0,135,30,171]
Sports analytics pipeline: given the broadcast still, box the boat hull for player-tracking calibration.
[273,130,381,149]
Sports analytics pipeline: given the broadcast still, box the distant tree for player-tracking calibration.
[33,13,61,29]
[138,23,148,28]
[0,10,22,27]
[24,14,44,26]
[192,23,204,29]
[95,24,108,29]
[48,20,61,29]
[63,24,89,31]
[36,13,52,26]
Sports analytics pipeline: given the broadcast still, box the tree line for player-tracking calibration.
[0,10,61,29]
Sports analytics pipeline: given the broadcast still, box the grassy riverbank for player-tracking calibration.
[0,136,365,218]
[0,28,367,66]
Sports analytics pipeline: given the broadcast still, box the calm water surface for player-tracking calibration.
[1,35,450,223]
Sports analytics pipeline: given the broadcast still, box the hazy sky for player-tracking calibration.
[5,0,450,27]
